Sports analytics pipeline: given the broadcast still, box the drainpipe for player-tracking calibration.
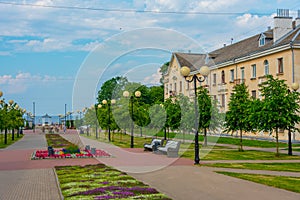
[290,41,295,83]
[291,30,300,83]
[290,30,300,141]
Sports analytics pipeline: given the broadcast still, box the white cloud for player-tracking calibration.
[0,72,58,94]
[0,0,299,53]
[143,68,161,85]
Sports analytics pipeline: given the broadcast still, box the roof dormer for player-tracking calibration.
[259,33,266,47]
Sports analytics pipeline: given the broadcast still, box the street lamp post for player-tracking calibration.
[288,82,299,156]
[95,104,102,139]
[102,99,116,141]
[180,65,210,164]
[33,102,35,133]
[123,90,141,148]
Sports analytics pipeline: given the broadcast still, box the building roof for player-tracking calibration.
[172,25,300,70]
[210,26,300,65]
[173,53,208,73]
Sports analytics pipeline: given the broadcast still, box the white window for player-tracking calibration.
[259,34,266,46]
[241,67,245,83]
[230,69,234,82]
[251,64,256,78]
[213,73,216,85]
[278,58,283,74]
[264,60,269,75]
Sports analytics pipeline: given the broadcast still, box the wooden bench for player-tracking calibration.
[157,140,181,157]
[144,138,164,151]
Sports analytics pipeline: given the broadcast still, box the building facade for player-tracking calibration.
[163,9,300,139]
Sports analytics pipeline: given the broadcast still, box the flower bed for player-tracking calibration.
[31,149,111,160]
[55,164,171,200]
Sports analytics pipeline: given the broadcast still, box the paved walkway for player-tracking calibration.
[1,130,300,200]
[80,136,300,200]
[0,131,100,200]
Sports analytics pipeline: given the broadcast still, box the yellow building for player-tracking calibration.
[163,9,300,139]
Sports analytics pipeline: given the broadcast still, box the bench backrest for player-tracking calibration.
[165,140,180,149]
[151,139,163,146]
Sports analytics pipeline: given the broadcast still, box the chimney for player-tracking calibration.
[296,10,300,28]
[273,9,293,43]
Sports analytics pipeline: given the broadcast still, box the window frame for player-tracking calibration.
[251,64,256,78]
[278,57,284,74]
[241,67,245,83]
[221,70,225,84]
[264,60,269,75]
[230,69,234,82]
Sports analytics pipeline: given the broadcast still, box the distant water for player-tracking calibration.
[24,115,76,125]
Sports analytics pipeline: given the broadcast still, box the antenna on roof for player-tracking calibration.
[231,38,233,44]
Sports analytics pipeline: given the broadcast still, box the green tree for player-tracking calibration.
[148,85,164,105]
[197,86,212,146]
[164,98,181,139]
[159,62,169,84]
[225,83,251,151]
[97,76,128,103]
[257,75,300,156]
[177,94,194,142]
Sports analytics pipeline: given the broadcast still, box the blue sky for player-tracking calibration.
[1,0,300,116]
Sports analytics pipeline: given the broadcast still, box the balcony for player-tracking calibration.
[218,84,228,93]
[233,79,245,85]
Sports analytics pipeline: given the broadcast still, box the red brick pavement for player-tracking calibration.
[0,149,100,170]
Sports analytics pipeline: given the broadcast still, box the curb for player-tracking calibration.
[53,168,64,200]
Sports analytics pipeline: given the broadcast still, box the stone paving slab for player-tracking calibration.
[4,134,47,150]
[0,169,61,200]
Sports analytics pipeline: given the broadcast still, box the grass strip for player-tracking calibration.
[203,163,300,172]
[217,171,300,193]
[182,149,300,160]
[0,133,23,148]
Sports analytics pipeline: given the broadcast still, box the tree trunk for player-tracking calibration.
[203,128,207,147]
[4,128,7,144]
[239,129,243,151]
[12,128,14,141]
[275,128,279,156]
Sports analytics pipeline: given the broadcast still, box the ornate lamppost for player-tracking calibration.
[102,99,116,141]
[123,90,141,148]
[180,65,210,164]
[95,104,102,139]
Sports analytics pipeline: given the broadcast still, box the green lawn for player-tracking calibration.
[0,133,23,148]
[155,131,298,148]
[85,131,154,148]
[202,163,300,172]
[85,131,300,160]
[217,172,300,193]
[45,134,76,148]
[181,148,300,160]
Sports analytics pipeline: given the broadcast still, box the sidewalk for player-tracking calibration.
[1,130,299,200]
[80,136,300,200]
[0,131,100,200]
